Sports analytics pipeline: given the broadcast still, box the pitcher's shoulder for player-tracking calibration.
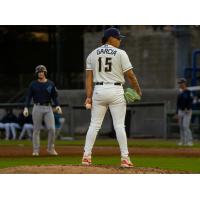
[117,48,129,57]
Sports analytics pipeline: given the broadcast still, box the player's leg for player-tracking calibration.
[18,125,26,140]
[83,103,108,158]
[44,106,57,155]
[109,103,129,156]
[83,87,109,165]
[109,87,133,167]
[26,124,33,140]
[10,123,21,140]
[3,123,10,140]
[178,111,185,145]
[32,105,43,155]
[9,124,16,140]
[55,118,65,139]
[183,112,193,146]
[0,123,4,138]
[19,124,33,140]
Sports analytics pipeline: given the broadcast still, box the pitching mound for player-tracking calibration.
[0,165,186,174]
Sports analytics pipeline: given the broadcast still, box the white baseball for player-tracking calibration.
[85,103,92,109]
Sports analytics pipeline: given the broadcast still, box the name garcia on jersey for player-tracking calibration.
[97,48,117,56]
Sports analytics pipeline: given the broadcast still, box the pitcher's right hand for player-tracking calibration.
[23,107,29,117]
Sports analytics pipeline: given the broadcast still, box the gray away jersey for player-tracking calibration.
[86,44,133,84]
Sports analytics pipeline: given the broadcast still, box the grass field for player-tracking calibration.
[1,138,200,148]
[0,138,200,173]
[1,156,200,173]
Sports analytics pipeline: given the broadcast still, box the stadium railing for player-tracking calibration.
[0,102,169,140]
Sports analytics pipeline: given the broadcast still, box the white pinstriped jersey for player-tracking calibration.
[86,44,133,84]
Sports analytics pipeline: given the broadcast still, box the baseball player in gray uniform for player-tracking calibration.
[176,78,193,146]
[82,27,142,167]
[23,65,62,156]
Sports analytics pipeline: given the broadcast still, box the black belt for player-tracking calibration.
[35,102,51,106]
[95,82,122,86]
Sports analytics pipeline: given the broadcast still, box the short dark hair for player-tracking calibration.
[102,37,108,45]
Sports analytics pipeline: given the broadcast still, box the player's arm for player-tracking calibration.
[124,69,142,97]
[25,83,33,108]
[23,83,33,117]
[51,84,59,106]
[120,51,142,96]
[85,70,93,105]
[51,83,62,114]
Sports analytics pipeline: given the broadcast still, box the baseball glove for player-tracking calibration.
[124,88,141,103]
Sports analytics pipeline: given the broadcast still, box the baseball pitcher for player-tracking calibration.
[82,27,142,167]
[23,65,62,156]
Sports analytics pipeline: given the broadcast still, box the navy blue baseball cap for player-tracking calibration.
[178,78,187,84]
[103,27,125,39]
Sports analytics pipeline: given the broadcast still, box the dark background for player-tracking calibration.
[0,25,200,103]
[0,26,84,73]
[0,25,86,102]
[0,25,116,102]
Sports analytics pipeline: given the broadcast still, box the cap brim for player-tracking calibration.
[178,81,186,84]
[120,35,126,38]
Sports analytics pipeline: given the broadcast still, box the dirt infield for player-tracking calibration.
[0,145,200,157]
[0,165,186,174]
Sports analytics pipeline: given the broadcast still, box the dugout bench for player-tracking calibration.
[0,102,169,140]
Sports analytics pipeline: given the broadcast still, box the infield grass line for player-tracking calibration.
[1,139,200,148]
[0,155,200,173]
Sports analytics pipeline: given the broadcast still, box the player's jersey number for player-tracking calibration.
[98,57,112,72]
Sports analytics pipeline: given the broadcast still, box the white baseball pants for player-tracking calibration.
[84,85,129,158]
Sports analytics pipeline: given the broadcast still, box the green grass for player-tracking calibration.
[94,156,200,173]
[0,155,200,173]
[0,156,80,169]
[133,156,200,173]
[0,139,200,173]
[1,138,200,148]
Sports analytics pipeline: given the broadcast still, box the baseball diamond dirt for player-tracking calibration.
[0,165,186,174]
[0,145,198,173]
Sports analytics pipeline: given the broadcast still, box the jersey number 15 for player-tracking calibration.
[98,57,112,72]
